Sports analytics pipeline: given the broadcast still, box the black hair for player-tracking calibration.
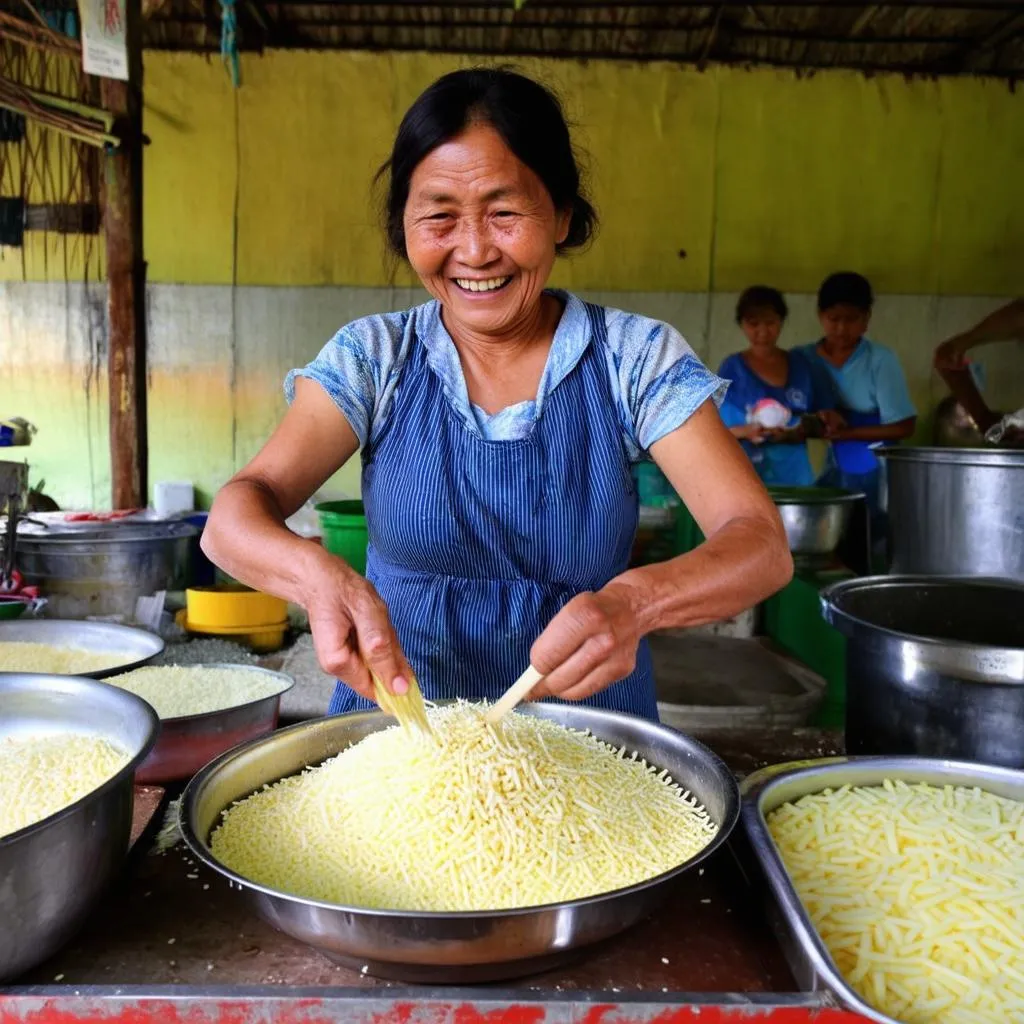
[735,285,788,324]
[377,67,597,260]
[817,272,874,313]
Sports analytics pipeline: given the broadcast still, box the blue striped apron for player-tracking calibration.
[326,302,658,721]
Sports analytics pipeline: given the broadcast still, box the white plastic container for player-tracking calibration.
[153,481,195,517]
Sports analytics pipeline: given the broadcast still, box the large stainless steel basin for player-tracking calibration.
[822,575,1024,768]
[0,673,159,981]
[0,618,164,677]
[181,704,740,983]
[15,518,197,620]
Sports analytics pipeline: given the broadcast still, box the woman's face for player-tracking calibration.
[403,123,570,339]
[740,310,784,352]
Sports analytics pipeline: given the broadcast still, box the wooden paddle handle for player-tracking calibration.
[485,665,543,724]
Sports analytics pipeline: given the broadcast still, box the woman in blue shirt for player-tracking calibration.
[200,69,791,721]
[718,287,836,487]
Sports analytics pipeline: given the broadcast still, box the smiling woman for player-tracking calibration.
[201,68,793,720]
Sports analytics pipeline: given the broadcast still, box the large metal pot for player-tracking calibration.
[880,447,1024,581]
[182,704,740,983]
[0,673,159,981]
[821,575,1024,768]
[768,487,863,569]
[15,519,197,619]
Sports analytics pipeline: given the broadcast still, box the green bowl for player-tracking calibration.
[0,598,27,620]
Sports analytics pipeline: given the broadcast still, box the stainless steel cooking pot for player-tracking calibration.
[880,447,1024,581]
[821,575,1024,768]
[15,519,196,619]
[181,704,740,983]
[0,673,159,981]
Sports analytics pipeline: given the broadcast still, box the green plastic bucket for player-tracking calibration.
[316,500,369,575]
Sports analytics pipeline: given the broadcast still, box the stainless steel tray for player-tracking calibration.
[0,619,164,677]
[739,756,1024,1024]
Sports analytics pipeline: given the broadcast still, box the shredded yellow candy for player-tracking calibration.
[0,640,131,675]
[769,779,1024,1024]
[0,733,130,838]
[212,702,718,911]
[109,666,287,719]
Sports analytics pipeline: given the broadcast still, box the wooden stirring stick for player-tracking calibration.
[485,665,543,724]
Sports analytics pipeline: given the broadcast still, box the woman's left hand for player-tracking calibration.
[528,582,645,702]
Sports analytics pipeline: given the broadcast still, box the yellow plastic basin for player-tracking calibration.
[186,585,287,631]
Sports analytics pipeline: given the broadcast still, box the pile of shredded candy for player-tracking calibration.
[0,641,131,675]
[109,666,287,719]
[212,702,718,911]
[769,779,1024,1024]
[0,733,130,838]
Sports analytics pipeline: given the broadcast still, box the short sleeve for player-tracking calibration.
[603,308,728,457]
[872,345,917,424]
[284,311,411,448]
[715,354,749,428]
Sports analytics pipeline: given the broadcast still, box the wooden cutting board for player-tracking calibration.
[130,785,167,850]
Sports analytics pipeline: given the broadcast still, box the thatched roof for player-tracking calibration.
[0,0,1021,78]
[139,1,1024,78]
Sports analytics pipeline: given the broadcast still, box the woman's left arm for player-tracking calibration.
[531,401,792,701]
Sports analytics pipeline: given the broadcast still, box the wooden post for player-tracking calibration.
[102,0,147,510]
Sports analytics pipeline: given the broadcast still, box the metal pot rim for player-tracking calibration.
[107,662,295,724]
[768,486,865,506]
[821,574,1024,657]
[180,704,739,921]
[879,446,1024,469]
[0,674,159,847]
[15,522,198,544]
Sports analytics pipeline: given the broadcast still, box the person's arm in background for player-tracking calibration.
[933,299,1024,433]
[826,345,916,443]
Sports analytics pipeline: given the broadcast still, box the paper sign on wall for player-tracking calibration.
[77,0,128,80]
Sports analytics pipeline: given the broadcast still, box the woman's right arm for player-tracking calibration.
[202,378,413,700]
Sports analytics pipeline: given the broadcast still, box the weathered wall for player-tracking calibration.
[2,52,1022,507]
[5,282,1019,509]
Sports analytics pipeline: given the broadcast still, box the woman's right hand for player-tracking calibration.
[303,552,414,702]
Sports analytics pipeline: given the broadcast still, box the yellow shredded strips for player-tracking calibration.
[211,701,717,911]
[0,641,131,675]
[769,779,1024,1024]
[0,733,130,838]
[109,666,287,719]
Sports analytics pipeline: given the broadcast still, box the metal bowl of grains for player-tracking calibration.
[105,662,294,784]
[0,673,159,981]
[181,703,739,983]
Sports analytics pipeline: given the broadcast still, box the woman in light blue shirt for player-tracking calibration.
[200,69,792,722]
[797,272,916,544]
